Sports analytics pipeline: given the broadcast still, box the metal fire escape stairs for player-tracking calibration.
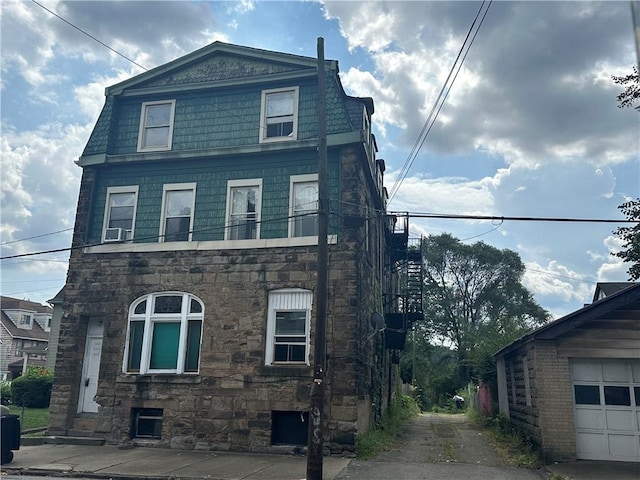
[383,215,424,359]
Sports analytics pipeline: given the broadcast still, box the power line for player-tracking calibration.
[391,211,634,223]
[29,0,324,136]
[524,267,597,285]
[388,0,492,202]
[31,0,148,70]
[1,208,633,261]
[0,278,65,284]
[0,228,73,246]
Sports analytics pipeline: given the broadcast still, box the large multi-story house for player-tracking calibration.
[49,42,421,454]
[0,296,52,380]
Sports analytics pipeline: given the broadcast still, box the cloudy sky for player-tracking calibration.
[1,0,638,318]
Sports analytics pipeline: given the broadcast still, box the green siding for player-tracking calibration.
[94,74,354,156]
[89,152,340,244]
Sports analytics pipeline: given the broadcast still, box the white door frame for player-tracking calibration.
[78,319,104,413]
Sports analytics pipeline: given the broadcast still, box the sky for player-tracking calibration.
[1,0,638,319]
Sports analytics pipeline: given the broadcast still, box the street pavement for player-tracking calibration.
[2,413,638,479]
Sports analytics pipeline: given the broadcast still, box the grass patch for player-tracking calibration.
[468,411,541,469]
[356,394,419,459]
[7,405,49,431]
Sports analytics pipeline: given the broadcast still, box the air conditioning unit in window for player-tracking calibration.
[104,228,130,242]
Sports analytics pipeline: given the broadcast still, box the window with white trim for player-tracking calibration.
[160,183,195,242]
[137,100,176,152]
[260,87,298,142]
[226,179,262,240]
[124,293,203,374]
[265,289,312,366]
[289,174,318,237]
[103,186,138,242]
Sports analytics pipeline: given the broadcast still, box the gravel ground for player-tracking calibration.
[374,412,506,466]
[335,412,547,480]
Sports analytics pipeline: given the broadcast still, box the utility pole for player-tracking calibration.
[307,36,328,480]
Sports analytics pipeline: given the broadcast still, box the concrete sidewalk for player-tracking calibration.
[2,443,350,480]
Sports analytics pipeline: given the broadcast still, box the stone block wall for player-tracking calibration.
[49,145,391,455]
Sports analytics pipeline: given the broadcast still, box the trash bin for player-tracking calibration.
[1,410,20,465]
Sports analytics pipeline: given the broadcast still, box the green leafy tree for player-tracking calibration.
[399,326,460,410]
[611,65,640,110]
[613,198,640,280]
[610,68,640,279]
[420,233,549,385]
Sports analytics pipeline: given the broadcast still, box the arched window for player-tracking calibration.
[124,292,203,374]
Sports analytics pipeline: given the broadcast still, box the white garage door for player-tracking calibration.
[571,359,640,462]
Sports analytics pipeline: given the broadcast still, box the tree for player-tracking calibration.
[610,67,640,279]
[612,198,640,280]
[399,326,460,410]
[419,233,549,385]
[611,65,640,110]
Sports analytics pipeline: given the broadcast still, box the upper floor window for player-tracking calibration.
[289,174,318,237]
[260,87,298,143]
[124,292,203,374]
[226,179,262,240]
[103,186,138,242]
[265,289,312,366]
[160,184,195,242]
[20,314,31,326]
[137,100,176,152]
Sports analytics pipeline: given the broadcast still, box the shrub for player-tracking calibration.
[11,368,53,408]
[0,381,11,405]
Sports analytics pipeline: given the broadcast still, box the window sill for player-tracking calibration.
[84,235,337,254]
[117,374,201,384]
[257,366,313,377]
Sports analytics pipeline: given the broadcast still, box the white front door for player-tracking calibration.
[78,320,103,413]
[571,359,640,462]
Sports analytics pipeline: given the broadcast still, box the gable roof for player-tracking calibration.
[1,312,50,342]
[106,41,336,96]
[1,296,53,314]
[495,282,640,357]
[592,282,635,302]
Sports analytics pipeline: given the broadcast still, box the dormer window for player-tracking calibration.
[260,87,298,143]
[20,314,31,325]
[137,100,176,152]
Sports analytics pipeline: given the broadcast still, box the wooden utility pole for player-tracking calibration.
[307,36,328,480]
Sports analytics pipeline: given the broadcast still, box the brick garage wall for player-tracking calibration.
[533,341,575,463]
[503,340,575,463]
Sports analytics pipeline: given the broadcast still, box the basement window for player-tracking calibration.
[131,408,163,439]
[271,411,308,445]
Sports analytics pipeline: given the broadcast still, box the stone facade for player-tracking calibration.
[49,141,394,454]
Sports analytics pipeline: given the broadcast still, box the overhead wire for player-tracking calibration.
[388,0,493,203]
[1,209,632,261]
[30,0,326,137]
[0,228,73,246]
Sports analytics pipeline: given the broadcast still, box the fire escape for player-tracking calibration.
[383,215,424,359]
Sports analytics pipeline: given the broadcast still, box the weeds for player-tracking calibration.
[468,410,541,469]
[356,394,419,459]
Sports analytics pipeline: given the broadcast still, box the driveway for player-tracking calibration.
[335,412,546,480]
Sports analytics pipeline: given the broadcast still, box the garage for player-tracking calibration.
[571,359,640,461]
